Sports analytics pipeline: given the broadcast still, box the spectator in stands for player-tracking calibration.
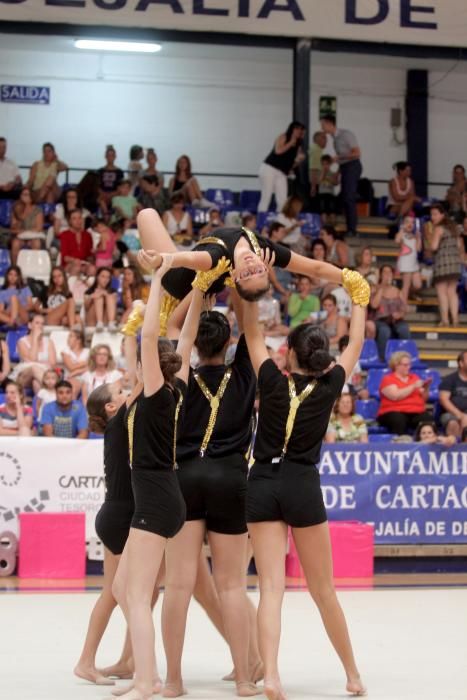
[242,213,258,232]
[430,203,462,327]
[0,265,35,326]
[445,164,466,221]
[320,293,348,348]
[62,329,89,399]
[355,246,379,286]
[97,145,124,216]
[15,314,57,394]
[377,351,432,434]
[162,192,193,244]
[128,144,144,193]
[0,380,33,436]
[395,215,422,303]
[267,223,293,301]
[439,350,467,439]
[0,336,11,388]
[309,131,326,200]
[168,155,212,207]
[93,219,116,269]
[121,265,148,323]
[80,344,122,404]
[111,180,139,225]
[414,421,456,447]
[308,238,329,298]
[40,379,88,439]
[0,137,21,199]
[53,187,91,236]
[326,394,368,444]
[144,147,164,186]
[276,195,307,253]
[36,368,58,422]
[371,265,410,360]
[461,215,467,262]
[320,225,352,268]
[321,113,361,236]
[138,174,168,215]
[199,207,224,238]
[60,210,94,275]
[84,267,118,332]
[318,154,340,223]
[10,186,45,264]
[337,335,368,398]
[41,266,79,328]
[257,286,289,337]
[387,161,420,218]
[0,294,18,328]
[258,121,306,213]
[27,142,67,204]
[288,275,320,327]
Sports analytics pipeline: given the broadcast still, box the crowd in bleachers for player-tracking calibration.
[0,137,466,443]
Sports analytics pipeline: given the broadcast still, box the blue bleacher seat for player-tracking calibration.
[6,327,28,363]
[256,211,277,231]
[239,190,261,213]
[205,188,234,208]
[376,196,388,217]
[367,368,390,400]
[359,339,386,370]
[0,392,5,405]
[418,368,442,402]
[187,207,210,225]
[39,203,56,218]
[0,249,11,280]
[384,339,426,369]
[0,199,14,227]
[298,213,321,237]
[356,398,379,421]
[368,433,393,443]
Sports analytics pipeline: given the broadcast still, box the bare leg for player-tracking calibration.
[436,281,449,325]
[161,520,205,698]
[399,196,415,217]
[400,273,411,304]
[292,523,366,696]
[447,280,459,326]
[74,547,120,685]
[45,300,70,326]
[193,550,226,639]
[248,521,288,700]
[105,293,117,324]
[10,236,22,266]
[94,296,105,326]
[209,531,259,697]
[137,208,178,254]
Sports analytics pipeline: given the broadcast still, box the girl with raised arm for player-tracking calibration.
[242,268,369,700]
[110,253,204,700]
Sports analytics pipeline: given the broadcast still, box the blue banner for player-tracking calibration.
[1,85,50,105]
[319,444,467,544]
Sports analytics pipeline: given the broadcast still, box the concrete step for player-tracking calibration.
[415,338,467,351]
[406,312,467,323]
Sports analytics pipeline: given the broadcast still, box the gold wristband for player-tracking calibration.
[159,293,180,338]
[342,268,371,307]
[191,256,232,293]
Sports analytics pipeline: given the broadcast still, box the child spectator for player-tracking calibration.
[0,381,33,436]
[288,276,320,327]
[40,379,88,439]
[395,215,422,303]
[0,265,35,326]
[93,219,116,268]
[97,145,124,216]
[128,144,144,193]
[36,368,58,421]
[80,344,122,404]
[326,394,368,444]
[84,267,118,332]
[318,154,339,222]
[62,329,89,399]
[111,180,139,224]
[42,266,79,328]
[414,421,456,446]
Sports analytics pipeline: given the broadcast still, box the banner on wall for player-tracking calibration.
[0,439,466,544]
[1,85,50,105]
[0,1,466,49]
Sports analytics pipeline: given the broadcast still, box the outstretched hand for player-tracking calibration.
[154,253,174,278]
[137,249,163,272]
[259,247,276,270]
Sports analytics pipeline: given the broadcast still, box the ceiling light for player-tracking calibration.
[74,39,162,53]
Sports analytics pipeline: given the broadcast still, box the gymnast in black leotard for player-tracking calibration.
[242,270,369,700]
[161,296,260,698]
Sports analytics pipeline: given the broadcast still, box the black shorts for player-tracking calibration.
[95,500,133,555]
[177,454,248,535]
[246,459,327,528]
[131,469,186,539]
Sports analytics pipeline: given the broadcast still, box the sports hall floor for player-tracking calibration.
[2,573,466,700]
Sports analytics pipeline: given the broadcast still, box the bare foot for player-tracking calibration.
[99,661,134,679]
[162,682,187,698]
[264,680,287,700]
[236,681,261,697]
[113,680,161,698]
[223,661,263,684]
[74,664,116,686]
[104,689,153,700]
[222,669,235,682]
[346,677,367,696]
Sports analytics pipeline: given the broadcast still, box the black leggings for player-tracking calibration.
[377,411,432,435]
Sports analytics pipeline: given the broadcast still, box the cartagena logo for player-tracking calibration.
[0,450,50,524]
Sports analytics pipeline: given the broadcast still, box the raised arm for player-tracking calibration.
[229,288,245,333]
[337,270,370,380]
[175,288,204,385]
[286,251,343,286]
[242,300,270,376]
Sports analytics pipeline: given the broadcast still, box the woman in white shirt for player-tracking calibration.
[15,314,57,394]
[61,329,90,399]
[276,195,307,253]
[53,188,91,236]
[162,191,193,245]
[80,343,122,404]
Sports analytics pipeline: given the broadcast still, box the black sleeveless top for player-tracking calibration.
[172,177,185,192]
[104,402,133,502]
[264,140,299,175]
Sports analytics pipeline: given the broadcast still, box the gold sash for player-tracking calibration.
[241,226,261,255]
[193,368,233,457]
[173,390,184,469]
[281,375,317,460]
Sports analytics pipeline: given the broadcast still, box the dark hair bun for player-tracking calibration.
[288,324,332,375]
[308,348,333,373]
[158,338,182,382]
[88,415,107,434]
[195,311,231,359]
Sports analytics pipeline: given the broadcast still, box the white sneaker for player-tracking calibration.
[108,321,118,333]
[95,321,104,332]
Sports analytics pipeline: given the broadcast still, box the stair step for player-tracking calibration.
[406,312,467,322]
[415,339,466,350]
[409,325,467,335]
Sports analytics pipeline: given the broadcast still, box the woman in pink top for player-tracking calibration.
[94,220,116,268]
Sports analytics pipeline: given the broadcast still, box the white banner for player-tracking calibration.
[0,1,466,48]
[0,437,105,541]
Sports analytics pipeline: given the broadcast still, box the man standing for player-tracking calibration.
[439,350,467,439]
[321,114,362,236]
[40,380,88,439]
[0,137,22,199]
